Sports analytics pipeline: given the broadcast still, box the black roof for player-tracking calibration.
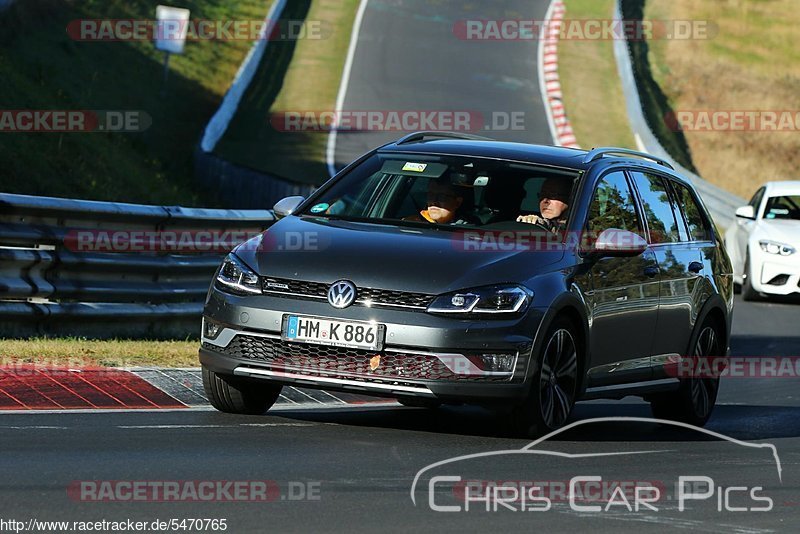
[377,135,678,177]
[378,137,590,171]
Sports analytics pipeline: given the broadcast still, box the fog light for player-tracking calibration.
[468,353,517,373]
[766,274,789,286]
[204,319,222,340]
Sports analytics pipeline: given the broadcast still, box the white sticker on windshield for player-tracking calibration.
[402,162,427,172]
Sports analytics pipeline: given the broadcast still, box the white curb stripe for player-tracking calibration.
[199,0,289,152]
[325,0,371,178]
[538,0,580,149]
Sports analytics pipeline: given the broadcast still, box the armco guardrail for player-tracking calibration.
[0,193,274,339]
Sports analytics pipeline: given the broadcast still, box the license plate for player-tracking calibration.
[282,315,385,351]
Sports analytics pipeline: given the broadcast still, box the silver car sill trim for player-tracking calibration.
[584,378,680,395]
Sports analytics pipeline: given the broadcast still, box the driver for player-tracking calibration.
[406,180,473,224]
[516,178,571,233]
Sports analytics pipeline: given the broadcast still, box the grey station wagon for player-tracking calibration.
[200,132,734,436]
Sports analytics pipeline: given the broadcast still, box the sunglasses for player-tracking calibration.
[538,192,569,203]
[428,192,459,203]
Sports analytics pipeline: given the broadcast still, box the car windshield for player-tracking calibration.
[763,195,800,220]
[299,153,579,229]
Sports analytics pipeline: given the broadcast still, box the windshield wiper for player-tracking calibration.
[301,214,470,232]
[300,214,370,223]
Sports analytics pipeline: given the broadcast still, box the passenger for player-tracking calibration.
[406,180,473,224]
[517,178,571,233]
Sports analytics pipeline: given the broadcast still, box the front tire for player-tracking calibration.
[510,318,580,437]
[742,252,760,301]
[202,366,281,415]
[649,320,723,427]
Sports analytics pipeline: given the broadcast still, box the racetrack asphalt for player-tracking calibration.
[331,0,554,172]
[3,0,799,529]
[2,296,799,532]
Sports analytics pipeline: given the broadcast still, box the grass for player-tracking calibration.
[643,0,800,199]
[0,338,199,368]
[558,0,637,150]
[0,0,274,206]
[620,0,696,172]
[214,0,361,184]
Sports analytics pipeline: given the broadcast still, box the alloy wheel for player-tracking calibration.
[539,328,578,429]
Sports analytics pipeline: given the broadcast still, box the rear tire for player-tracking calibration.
[649,319,723,427]
[741,252,760,301]
[510,317,580,438]
[202,366,281,415]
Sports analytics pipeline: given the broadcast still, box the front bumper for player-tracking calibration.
[753,251,800,295]
[200,288,545,403]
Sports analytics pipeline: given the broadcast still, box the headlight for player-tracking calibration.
[215,253,261,295]
[759,240,796,256]
[427,284,532,315]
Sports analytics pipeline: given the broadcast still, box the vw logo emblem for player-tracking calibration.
[327,280,356,309]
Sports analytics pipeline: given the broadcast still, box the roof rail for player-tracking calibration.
[582,147,674,169]
[395,131,494,145]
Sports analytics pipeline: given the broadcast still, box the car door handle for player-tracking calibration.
[644,266,660,278]
[688,261,703,273]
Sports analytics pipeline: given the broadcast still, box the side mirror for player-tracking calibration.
[735,205,755,220]
[273,196,305,219]
[592,228,648,257]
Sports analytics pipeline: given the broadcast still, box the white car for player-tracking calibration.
[725,181,800,300]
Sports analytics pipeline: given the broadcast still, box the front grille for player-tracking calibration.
[356,287,433,308]
[262,278,328,298]
[261,277,435,310]
[204,336,509,382]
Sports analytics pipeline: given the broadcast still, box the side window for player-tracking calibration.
[673,182,712,241]
[629,171,681,244]
[585,171,642,240]
[749,187,765,213]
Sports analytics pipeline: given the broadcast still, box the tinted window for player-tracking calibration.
[749,187,765,210]
[630,172,681,244]
[300,153,578,228]
[585,171,642,239]
[674,182,712,240]
[764,195,800,220]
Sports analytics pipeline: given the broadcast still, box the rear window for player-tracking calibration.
[300,153,579,229]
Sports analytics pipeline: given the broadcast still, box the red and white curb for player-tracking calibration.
[539,0,580,148]
[0,366,184,410]
[0,366,392,411]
